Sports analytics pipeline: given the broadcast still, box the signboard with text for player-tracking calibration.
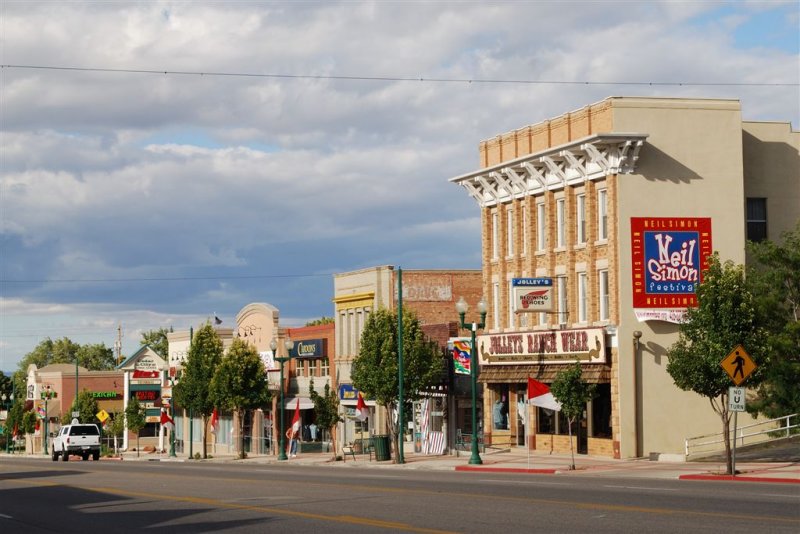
[477,327,606,365]
[512,278,553,313]
[631,217,712,310]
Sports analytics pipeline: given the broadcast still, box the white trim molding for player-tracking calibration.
[449,133,648,207]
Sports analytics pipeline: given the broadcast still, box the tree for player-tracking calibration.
[351,307,443,463]
[106,412,126,456]
[305,317,334,326]
[309,378,343,460]
[140,327,173,358]
[62,390,100,426]
[666,253,769,474]
[209,338,271,459]
[16,338,115,374]
[22,410,37,453]
[125,397,146,457]
[746,222,800,419]
[550,361,596,470]
[173,322,223,459]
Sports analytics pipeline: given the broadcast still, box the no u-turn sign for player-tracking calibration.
[728,387,746,412]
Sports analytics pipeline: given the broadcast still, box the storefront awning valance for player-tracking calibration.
[478,364,610,384]
[283,397,315,410]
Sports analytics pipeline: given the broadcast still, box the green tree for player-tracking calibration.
[746,222,800,419]
[0,371,12,399]
[309,378,343,460]
[5,399,24,450]
[209,338,271,459]
[351,307,443,463]
[173,322,223,459]
[76,343,116,371]
[140,327,173,358]
[106,412,126,456]
[16,338,114,374]
[62,390,100,425]
[22,410,37,452]
[305,317,334,326]
[550,361,596,470]
[125,397,146,458]
[666,254,769,474]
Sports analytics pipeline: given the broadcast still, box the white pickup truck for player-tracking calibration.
[51,421,101,461]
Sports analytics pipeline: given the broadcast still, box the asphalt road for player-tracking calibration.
[1,457,798,533]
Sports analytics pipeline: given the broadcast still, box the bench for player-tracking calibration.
[455,430,484,457]
[342,443,356,462]
[342,438,375,462]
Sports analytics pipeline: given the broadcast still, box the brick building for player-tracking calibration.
[333,266,483,451]
[450,96,798,458]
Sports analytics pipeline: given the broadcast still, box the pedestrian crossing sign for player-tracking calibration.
[720,345,756,386]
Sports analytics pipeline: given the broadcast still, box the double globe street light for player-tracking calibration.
[455,296,487,465]
[2,392,14,454]
[270,337,295,461]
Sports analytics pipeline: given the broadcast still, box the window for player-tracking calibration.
[577,194,586,244]
[591,384,612,438]
[320,358,330,377]
[598,270,609,321]
[557,276,568,326]
[493,282,500,330]
[747,198,767,242]
[556,198,566,247]
[521,208,527,256]
[578,272,588,323]
[597,189,608,241]
[536,203,546,251]
[539,311,547,326]
[508,280,515,328]
[295,360,305,377]
[492,212,499,259]
[507,208,514,257]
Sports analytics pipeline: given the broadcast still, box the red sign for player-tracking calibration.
[631,217,712,309]
[135,390,159,401]
[133,370,160,379]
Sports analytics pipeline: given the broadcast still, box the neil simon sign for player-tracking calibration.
[631,217,712,309]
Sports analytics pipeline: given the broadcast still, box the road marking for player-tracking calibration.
[603,485,679,492]
[0,513,13,519]
[479,479,570,486]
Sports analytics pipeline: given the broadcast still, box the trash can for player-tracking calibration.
[373,435,391,461]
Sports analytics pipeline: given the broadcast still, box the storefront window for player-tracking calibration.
[492,385,509,430]
[591,384,612,438]
[537,407,555,434]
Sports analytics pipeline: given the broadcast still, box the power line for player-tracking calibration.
[0,272,332,284]
[2,64,797,87]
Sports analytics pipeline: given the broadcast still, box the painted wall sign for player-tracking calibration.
[512,277,554,312]
[476,327,606,365]
[397,273,453,302]
[290,339,326,358]
[631,217,712,309]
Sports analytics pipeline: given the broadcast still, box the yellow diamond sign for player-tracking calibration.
[96,409,110,423]
[720,345,756,386]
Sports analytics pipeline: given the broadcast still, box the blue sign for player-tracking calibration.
[290,339,326,358]
[512,278,552,287]
[338,384,360,401]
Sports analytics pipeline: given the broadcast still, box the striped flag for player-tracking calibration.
[355,392,368,422]
[528,377,562,412]
[160,409,174,431]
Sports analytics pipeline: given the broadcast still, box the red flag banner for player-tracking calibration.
[355,392,368,422]
[209,408,219,434]
[160,409,175,431]
[527,377,562,412]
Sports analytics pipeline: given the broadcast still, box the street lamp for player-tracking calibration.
[41,386,57,456]
[456,296,487,465]
[2,392,13,454]
[272,337,294,461]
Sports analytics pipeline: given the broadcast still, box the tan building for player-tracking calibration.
[333,266,483,449]
[450,96,799,459]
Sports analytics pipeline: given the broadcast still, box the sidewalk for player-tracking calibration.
[112,446,800,484]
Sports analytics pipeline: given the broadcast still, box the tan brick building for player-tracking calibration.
[450,97,799,459]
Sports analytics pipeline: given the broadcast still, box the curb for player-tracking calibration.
[455,466,557,474]
[679,474,800,484]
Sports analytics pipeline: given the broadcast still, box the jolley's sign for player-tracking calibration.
[512,278,554,312]
[477,327,606,365]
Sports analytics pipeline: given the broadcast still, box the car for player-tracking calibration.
[52,421,101,461]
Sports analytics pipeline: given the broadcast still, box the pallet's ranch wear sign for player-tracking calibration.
[631,217,712,311]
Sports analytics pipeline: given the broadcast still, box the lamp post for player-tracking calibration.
[272,337,294,461]
[2,392,13,454]
[456,296,487,465]
[41,386,56,456]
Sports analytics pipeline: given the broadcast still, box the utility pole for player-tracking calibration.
[115,324,123,365]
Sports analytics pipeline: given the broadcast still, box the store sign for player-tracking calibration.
[91,391,119,399]
[477,327,606,365]
[512,278,553,312]
[291,339,326,358]
[631,217,712,310]
[338,384,359,401]
[134,357,160,371]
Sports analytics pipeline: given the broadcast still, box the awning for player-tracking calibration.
[282,397,315,410]
[478,364,611,384]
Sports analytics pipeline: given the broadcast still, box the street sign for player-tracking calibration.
[720,345,756,386]
[72,411,80,418]
[728,387,746,412]
[96,409,109,423]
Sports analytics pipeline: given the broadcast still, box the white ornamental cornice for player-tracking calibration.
[449,133,648,207]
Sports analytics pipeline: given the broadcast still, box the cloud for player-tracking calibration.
[1,1,798,369]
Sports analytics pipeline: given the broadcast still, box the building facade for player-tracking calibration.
[450,97,798,458]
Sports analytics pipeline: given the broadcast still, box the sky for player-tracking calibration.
[1,0,798,373]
